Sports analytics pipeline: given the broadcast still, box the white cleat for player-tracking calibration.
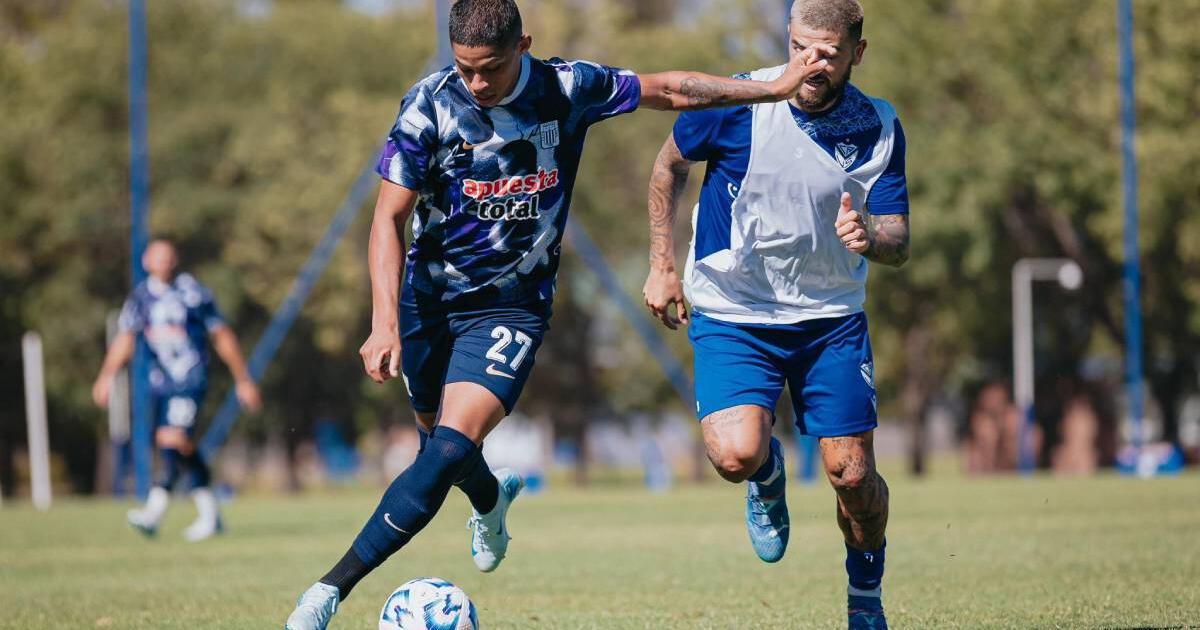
[284,582,340,630]
[127,486,170,538]
[183,488,222,542]
[467,468,524,573]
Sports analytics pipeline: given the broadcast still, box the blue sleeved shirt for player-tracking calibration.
[375,54,642,308]
[118,273,225,395]
[673,83,908,261]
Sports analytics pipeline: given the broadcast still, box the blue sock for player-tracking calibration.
[417,426,430,453]
[156,448,182,490]
[350,426,478,568]
[846,541,886,600]
[186,451,211,489]
[748,437,784,496]
[454,448,499,514]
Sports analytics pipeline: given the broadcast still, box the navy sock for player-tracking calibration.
[846,541,886,596]
[186,451,211,489]
[454,448,499,514]
[319,547,371,600]
[156,448,182,490]
[417,426,430,453]
[748,437,784,495]
[349,426,478,569]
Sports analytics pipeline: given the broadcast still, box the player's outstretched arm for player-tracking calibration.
[211,326,262,413]
[636,43,834,111]
[91,330,136,407]
[360,180,419,384]
[642,134,696,330]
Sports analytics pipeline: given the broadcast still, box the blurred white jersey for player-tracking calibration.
[683,64,899,324]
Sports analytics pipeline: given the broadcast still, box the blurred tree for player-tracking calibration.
[2,0,1198,494]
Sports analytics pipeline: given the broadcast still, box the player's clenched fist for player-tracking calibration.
[643,267,690,331]
[359,328,402,384]
[835,192,869,255]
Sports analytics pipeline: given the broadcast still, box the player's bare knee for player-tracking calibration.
[826,459,873,494]
[711,444,766,482]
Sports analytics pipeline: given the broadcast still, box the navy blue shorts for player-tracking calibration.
[688,311,877,437]
[400,299,550,416]
[151,390,206,437]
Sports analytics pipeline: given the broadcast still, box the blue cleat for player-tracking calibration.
[848,594,888,630]
[284,582,339,630]
[467,468,524,573]
[745,478,789,563]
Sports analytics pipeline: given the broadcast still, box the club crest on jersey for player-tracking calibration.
[538,121,560,149]
[835,140,858,169]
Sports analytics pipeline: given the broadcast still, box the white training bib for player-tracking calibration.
[684,65,897,324]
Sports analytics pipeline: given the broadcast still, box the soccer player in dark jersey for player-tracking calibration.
[92,239,261,541]
[284,1,835,627]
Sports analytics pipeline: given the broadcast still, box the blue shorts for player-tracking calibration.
[689,311,877,437]
[400,298,550,416]
[151,390,206,437]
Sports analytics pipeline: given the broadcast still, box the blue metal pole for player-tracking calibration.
[1117,0,1145,450]
[199,157,379,458]
[128,0,152,501]
[564,217,695,409]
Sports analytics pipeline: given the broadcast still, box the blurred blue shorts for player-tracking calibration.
[152,390,206,437]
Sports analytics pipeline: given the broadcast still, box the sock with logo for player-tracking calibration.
[156,448,182,490]
[454,448,499,514]
[185,451,211,489]
[747,437,785,497]
[346,426,478,574]
[846,541,886,605]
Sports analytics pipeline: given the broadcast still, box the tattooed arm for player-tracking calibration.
[834,192,911,268]
[637,44,834,111]
[864,212,910,267]
[642,135,695,330]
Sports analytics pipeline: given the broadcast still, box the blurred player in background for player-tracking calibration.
[284,0,835,627]
[92,239,261,542]
[642,0,908,627]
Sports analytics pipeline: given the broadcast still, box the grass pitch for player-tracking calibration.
[2,465,1197,630]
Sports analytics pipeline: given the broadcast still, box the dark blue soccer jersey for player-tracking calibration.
[376,54,641,308]
[673,83,908,262]
[118,273,226,395]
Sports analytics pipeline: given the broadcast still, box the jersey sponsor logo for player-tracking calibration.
[462,169,559,201]
[477,195,542,221]
[835,140,859,169]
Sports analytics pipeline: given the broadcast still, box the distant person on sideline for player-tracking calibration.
[92,239,261,542]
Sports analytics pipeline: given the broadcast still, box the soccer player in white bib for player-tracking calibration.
[642,1,908,628]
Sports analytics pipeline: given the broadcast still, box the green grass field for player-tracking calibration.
[2,466,1198,630]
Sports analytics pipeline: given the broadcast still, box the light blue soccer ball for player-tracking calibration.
[379,577,479,630]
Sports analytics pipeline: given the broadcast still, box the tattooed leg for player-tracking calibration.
[700,405,773,483]
[820,431,890,551]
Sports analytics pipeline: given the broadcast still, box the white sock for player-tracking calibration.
[143,486,170,524]
[191,487,218,525]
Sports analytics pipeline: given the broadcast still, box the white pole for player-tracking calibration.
[22,332,52,510]
[1011,258,1083,473]
[106,313,131,443]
